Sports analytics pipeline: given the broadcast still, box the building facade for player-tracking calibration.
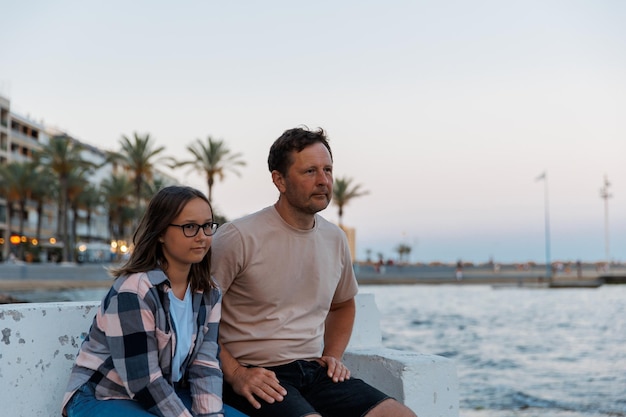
[0,95,115,262]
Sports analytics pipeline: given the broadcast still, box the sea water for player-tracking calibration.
[361,284,626,417]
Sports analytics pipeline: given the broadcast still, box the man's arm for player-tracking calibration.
[318,297,356,382]
[219,342,287,410]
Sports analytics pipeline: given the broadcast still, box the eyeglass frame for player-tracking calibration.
[168,222,220,237]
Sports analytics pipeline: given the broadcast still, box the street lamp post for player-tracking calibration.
[600,175,612,269]
[536,172,552,281]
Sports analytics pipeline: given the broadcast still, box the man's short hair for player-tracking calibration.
[268,126,332,175]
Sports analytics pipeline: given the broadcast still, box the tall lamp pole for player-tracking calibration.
[536,172,552,280]
[600,175,612,268]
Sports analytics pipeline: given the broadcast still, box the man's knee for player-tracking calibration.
[365,398,417,417]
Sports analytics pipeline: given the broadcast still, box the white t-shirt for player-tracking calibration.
[168,284,193,382]
[211,205,358,367]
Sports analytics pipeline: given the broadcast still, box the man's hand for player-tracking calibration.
[316,355,351,383]
[229,365,288,409]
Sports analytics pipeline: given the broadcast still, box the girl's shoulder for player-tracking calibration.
[114,270,168,296]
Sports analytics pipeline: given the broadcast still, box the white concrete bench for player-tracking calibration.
[0,294,458,417]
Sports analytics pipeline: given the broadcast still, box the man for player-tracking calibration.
[211,127,416,417]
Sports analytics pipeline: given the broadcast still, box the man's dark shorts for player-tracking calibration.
[223,360,390,417]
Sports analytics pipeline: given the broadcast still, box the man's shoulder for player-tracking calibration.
[315,214,344,234]
[226,206,275,229]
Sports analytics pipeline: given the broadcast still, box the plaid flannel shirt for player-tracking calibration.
[61,269,224,417]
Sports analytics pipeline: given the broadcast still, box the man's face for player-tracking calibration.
[278,142,333,215]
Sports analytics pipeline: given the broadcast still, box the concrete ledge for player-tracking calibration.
[0,301,99,417]
[0,294,458,417]
[345,294,458,417]
[344,349,458,416]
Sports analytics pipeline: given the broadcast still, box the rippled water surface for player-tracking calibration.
[361,284,626,417]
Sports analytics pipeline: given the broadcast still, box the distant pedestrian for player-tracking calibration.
[456,260,463,281]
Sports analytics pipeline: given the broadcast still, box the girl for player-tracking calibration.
[62,186,247,417]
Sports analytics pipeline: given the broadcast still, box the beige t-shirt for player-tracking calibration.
[211,206,358,367]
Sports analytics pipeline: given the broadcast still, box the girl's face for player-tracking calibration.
[161,197,213,271]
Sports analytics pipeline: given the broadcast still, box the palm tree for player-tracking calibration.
[0,161,39,260]
[100,174,135,249]
[74,184,103,242]
[143,176,172,201]
[35,135,95,262]
[173,136,246,203]
[395,243,412,264]
[31,166,57,245]
[332,176,369,226]
[67,171,92,259]
[28,153,57,249]
[107,132,173,226]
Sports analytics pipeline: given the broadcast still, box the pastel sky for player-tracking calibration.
[1,0,625,264]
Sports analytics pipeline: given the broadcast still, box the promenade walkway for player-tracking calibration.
[355,262,625,286]
[1,262,624,295]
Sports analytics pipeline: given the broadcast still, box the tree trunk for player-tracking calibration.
[59,176,69,262]
[17,200,26,260]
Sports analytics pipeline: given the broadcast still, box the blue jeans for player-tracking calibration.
[66,381,248,417]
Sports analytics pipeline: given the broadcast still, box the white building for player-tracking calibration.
[0,94,175,263]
